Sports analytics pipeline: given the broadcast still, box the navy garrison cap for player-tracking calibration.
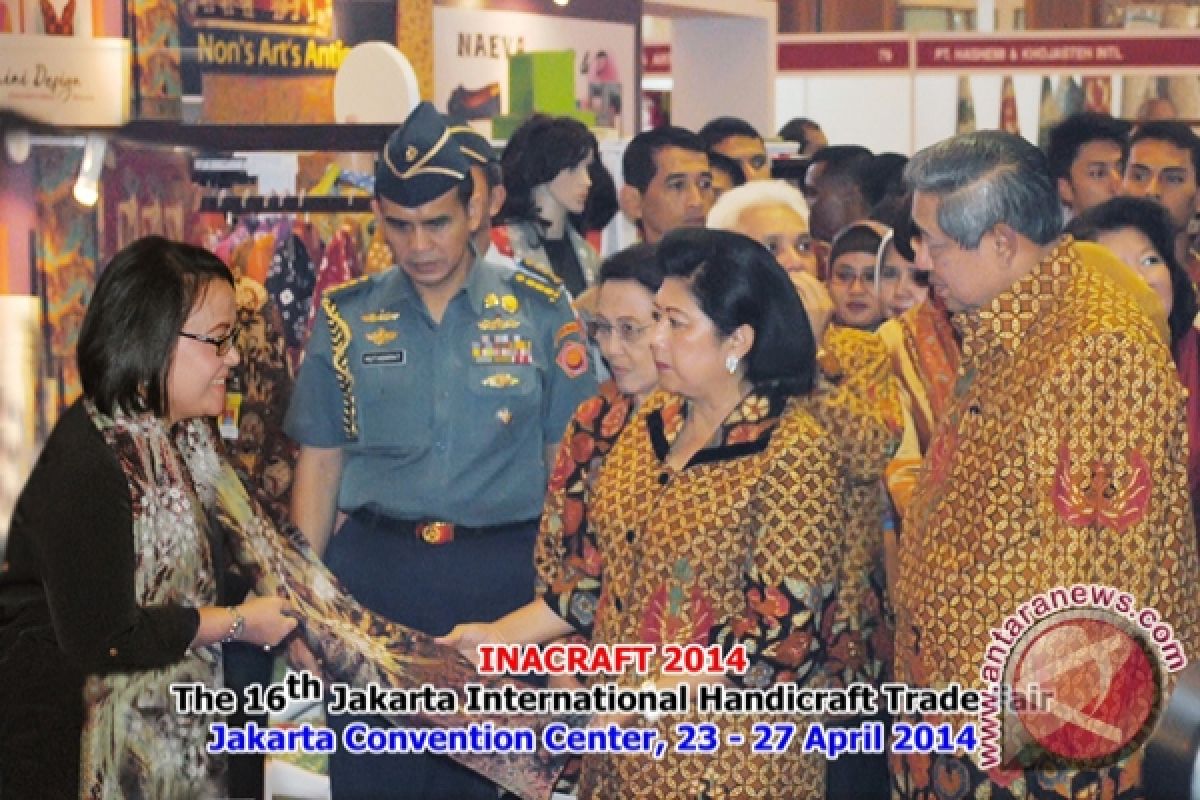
[375,102,470,207]
[447,124,497,166]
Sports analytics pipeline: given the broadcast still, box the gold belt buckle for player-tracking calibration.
[416,521,454,545]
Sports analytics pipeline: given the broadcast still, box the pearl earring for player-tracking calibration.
[725,355,739,374]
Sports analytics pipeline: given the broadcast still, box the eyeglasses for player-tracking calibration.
[830,266,875,287]
[587,319,651,345]
[179,324,240,357]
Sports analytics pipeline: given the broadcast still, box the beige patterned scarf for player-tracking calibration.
[82,404,224,799]
[85,403,574,800]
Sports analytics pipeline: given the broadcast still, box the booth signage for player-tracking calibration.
[0,34,130,126]
[192,29,350,74]
[916,34,1200,70]
[182,2,351,76]
[648,32,1200,76]
[645,39,913,74]
[778,39,911,71]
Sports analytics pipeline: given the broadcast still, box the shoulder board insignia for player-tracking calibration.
[327,275,370,298]
[514,257,563,286]
[512,271,562,303]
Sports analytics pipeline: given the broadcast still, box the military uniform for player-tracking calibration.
[286,260,591,526]
[284,102,597,799]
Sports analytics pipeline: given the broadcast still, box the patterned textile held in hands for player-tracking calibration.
[84,404,578,800]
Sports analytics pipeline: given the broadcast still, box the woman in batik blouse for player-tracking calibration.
[445,228,899,799]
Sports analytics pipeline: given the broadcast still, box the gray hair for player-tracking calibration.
[904,131,1062,248]
[706,179,810,231]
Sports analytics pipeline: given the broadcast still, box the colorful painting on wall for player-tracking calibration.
[34,146,97,410]
[132,0,183,119]
[99,143,195,264]
[21,0,90,35]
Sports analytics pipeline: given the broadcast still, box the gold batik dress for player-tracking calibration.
[541,376,898,799]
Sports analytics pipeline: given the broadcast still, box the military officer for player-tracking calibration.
[285,102,597,799]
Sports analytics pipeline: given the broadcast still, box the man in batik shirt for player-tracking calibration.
[894,130,1200,799]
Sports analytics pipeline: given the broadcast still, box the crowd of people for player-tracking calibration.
[1,97,1199,800]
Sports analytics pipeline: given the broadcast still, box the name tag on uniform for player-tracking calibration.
[362,350,406,366]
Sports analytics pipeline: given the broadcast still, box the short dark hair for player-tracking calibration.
[1044,112,1131,181]
[864,152,910,211]
[707,151,746,187]
[905,130,1062,248]
[498,114,598,226]
[597,242,663,293]
[1067,196,1198,345]
[78,236,235,418]
[872,191,918,261]
[805,145,872,184]
[456,175,476,208]
[829,221,886,267]
[1128,120,1200,178]
[698,116,763,150]
[778,117,821,146]
[484,161,503,191]
[657,228,816,396]
[805,145,878,211]
[622,126,707,192]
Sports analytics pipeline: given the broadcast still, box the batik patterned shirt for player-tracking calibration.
[893,236,1200,799]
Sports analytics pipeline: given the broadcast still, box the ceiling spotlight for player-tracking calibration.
[553,0,569,6]
[73,134,106,207]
